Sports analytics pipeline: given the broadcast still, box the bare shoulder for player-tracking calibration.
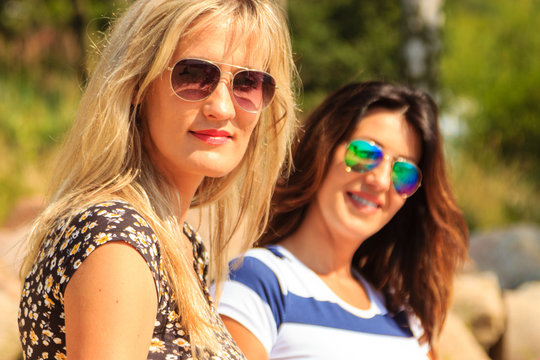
[64,241,158,359]
[221,315,269,360]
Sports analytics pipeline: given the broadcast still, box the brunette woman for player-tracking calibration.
[218,81,468,359]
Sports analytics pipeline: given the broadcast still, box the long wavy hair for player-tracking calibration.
[20,0,298,353]
[259,81,468,349]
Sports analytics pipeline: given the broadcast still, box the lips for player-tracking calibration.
[190,129,232,145]
[346,191,381,213]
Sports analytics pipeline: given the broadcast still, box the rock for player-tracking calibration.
[503,282,540,360]
[469,224,540,289]
[451,271,506,352]
[438,311,491,360]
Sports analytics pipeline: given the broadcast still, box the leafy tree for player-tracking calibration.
[287,0,445,112]
[0,0,126,80]
[0,0,125,223]
[287,0,404,111]
[441,0,540,180]
[441,0,540,225]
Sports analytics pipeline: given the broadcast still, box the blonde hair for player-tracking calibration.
[20,0,298,354]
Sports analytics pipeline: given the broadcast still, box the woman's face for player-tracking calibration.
[143,19,264,190]
[312,108,422,244]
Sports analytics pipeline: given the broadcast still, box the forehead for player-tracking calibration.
[172,15,265,68]
[353,108,422,162]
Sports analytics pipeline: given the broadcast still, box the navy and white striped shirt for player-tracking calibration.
[218,245,429,359]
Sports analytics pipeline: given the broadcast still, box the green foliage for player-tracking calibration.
[448,147,539,230]
[0,69,80,222]
[441,0,540,183]
[0,0,126,224]
[441,0,540,229]
[0,0,124,35]
[0,0,538,230]
[287,0,404,111]
[0,0,129,83]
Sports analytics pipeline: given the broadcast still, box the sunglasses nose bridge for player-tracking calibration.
[219,70,234,82]
[363,154,394,191]
[377,153,394,171]
[213,71,236,96]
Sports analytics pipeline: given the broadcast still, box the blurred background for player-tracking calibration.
[0,0,538,359]
[0,0,538,229]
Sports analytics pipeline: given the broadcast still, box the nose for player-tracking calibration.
[364,156,393,192]
[202,75,236,120]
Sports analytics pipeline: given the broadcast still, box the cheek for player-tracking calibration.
[142,76,183,129]
[144,97,188,144]
[145,111,171,150]
[387,194,407,218]
[236,113,262,149]
[143,98,166,140]
[316,165,345,209]
[240,112,261,134]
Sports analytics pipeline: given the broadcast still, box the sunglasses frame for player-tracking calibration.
[167,57,277,113]
[344,138,422,198]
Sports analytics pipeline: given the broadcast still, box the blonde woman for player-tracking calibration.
[17,0,298,359]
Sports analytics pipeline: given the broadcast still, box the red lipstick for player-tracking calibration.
[190,129,232,145]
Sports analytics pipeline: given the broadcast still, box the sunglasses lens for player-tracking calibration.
[345,139,422,197]
[171,59,220,101]
[392,161,421,197]
[345,140,384,172]
[233,70,276,112]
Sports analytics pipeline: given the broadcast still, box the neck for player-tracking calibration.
[175,178,202,225]
[280,204,363,278]
[279,203,372,310]
[152,162,204,225]
[144,144,205,224]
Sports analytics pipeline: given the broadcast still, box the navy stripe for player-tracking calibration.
[284,293,414,337]
[265,245,285,258]
[229,252,414,338]
[229,256,286,329]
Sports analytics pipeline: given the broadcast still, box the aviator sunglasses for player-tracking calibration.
[167,58,277,113]
[344,139,422,198]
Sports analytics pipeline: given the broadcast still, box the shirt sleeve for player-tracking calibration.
[217,254,287,353]
[58,201,163,300]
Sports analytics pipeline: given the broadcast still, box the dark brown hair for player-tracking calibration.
[258,81,469,348]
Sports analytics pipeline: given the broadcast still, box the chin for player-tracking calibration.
[201,162,242,178]
[194,151,246,178]
[203,170,232,178]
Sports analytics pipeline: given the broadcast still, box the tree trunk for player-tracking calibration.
[401,0,443,94]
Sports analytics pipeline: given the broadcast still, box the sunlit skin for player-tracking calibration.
[65,18,264,360]
[222,108,428,359]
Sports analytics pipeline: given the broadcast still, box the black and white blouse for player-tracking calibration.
[18,200,245,360]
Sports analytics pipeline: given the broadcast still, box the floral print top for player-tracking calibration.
[18,200,245,360]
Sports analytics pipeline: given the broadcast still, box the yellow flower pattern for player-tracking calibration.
[18,201,244,360]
